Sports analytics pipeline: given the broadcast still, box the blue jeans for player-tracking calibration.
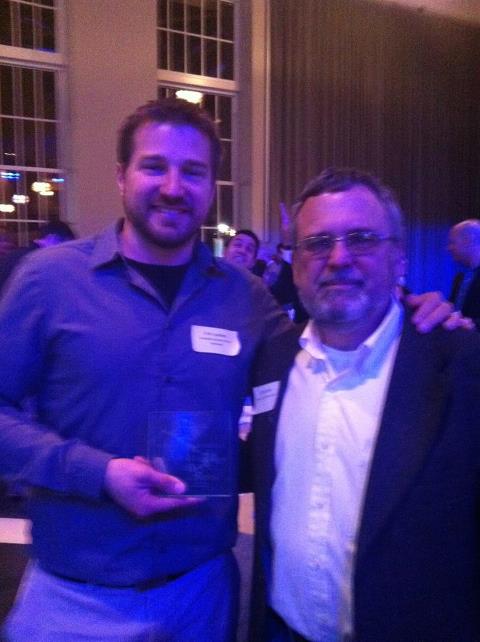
[4,553,239,642]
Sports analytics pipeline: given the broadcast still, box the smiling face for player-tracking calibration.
[293,185,405,348]
[224,233,258,270]
[117,121,215,265]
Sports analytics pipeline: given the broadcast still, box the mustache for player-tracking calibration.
[151,195,190,209]
[318,272,363,287]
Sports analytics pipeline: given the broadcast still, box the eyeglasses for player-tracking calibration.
[295,231,397,258]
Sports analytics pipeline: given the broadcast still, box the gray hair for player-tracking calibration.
[292,167,406,245]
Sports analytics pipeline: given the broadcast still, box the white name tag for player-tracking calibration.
[191,325,241,356]
[253,381,280,414]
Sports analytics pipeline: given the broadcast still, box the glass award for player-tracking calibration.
[147,410,235,497]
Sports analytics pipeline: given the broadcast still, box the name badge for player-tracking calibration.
[253,381,280,414]
[191,325,241,356]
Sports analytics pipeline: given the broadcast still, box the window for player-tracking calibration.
[0,0,56,52]
[157,0,237,248]
[0,0,64,247]
[157,0,234,80]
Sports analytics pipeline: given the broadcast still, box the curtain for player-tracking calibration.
[269,0,480,294]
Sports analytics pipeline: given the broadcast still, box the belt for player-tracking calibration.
[49,567,189,591]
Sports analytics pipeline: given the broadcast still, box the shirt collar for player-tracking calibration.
[89,219,222,277]
[299,297,404,375]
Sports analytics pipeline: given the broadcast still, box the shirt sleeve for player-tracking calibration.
[0,260,112,500]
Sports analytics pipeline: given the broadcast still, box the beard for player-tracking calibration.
[123,195,202,251]
[299,284,372,325]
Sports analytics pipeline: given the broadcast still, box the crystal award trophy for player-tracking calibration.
[147,410,235,497]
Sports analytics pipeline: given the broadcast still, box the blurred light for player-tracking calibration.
[12,194,30,204]
[32,181,51,193]
[228,228,236,236]
[39,190,54,197]
[0,204,15,213]
[217,223,230,234]
[175,90,203,104]
[51,177,64,183]
[1,171,21,180]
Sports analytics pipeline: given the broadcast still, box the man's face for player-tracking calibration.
[224,233,258,270]
[293,186,404,339]
[117,121,215,262]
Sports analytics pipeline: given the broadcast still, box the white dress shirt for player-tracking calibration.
[270,300,403,641]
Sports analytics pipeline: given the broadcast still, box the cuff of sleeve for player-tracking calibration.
[67,444,113,500]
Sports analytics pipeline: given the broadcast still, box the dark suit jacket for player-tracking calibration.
[249,314,480,641]
[450,268,480,330]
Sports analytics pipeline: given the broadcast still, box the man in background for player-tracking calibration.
[448,218,480,329]
[223,228,260,272]
[0,220,75,295]
[250,168,480,641]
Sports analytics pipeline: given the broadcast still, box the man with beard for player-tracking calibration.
[249,168,480,641]
[0,98,291,641]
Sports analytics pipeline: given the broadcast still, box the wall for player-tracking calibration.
[65,0,157,237]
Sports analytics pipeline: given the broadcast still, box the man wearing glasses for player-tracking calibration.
[249,168,480,641]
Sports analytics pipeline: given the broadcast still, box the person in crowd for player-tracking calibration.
[0,231,16,259]
[448,218,480,329]
[0,97,462,640]
[223,228,260,271]
[0,220,75,295]
[249,168,480,642]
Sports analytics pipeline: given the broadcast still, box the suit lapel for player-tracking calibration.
[357,321,449,561]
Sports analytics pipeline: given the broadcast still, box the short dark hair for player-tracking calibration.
[117,98,222,180]
[38,220,76,241]
[293,167,405,244]
[225,229,260,253]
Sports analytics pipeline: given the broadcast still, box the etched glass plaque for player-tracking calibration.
[147,411,234,496]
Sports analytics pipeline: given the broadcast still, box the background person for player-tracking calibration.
[448,218,480,329]
[223,229,260,272]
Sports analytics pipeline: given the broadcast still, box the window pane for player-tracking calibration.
[44,121,57,167]
[0,0,12,46]
[220,184,233,224]
[204,39,217,77]
[187,35,201,74]
[158,0,167,28]
[203,0,217,37]
[24,120,36,166]
[1,117,15,165]
[220,41,233,80]
[169,0,185,31]
[205,192,218,226]
[171,32,184,71]
[20,3,34,49]
[158,29,168,68]
[43,71,56,119]
[0,65,14,115]
[22,68,35,118]
[41,7,55,51]
[186,1,201,34]
[218,95,231,138]
[220,1,233,41]
[202,93,215,121]
[219,140,231,181]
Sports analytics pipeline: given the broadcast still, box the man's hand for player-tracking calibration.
[405,292,473,332]
[104,457,202,518]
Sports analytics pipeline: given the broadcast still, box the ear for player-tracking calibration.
[394,248,407,283]
[116,163,126,196]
